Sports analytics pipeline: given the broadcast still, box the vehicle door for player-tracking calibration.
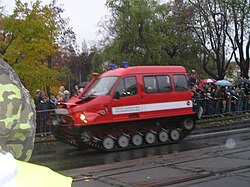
[111,76,141,122]
[140,74,175,118]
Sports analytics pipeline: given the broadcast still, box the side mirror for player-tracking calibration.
[114,91,120,99]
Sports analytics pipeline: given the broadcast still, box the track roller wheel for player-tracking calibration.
[102,136,115,150]
[158,129,169,143]
[183,118,194,130]
[145,131,156,144]
[118,135,129,148]
[132,133,143,146]
[80,131,91,142]
[170,129,180,141]
[92,136,101,143]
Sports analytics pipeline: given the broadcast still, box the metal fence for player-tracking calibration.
[192,96,249,119]
[35,97,250,136]
[36,109,53,136]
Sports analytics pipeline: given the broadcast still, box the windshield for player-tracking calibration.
[83,76,119,96]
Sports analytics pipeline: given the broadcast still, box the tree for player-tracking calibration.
[189,0,250,80]
[161,0,200,69]
[189,0,234,80]
[228,0,250,79]
[0,0,76,95]
[93,0,198,73]
[0,0,57,94]
[103,0,159,65]
[58,66,72,91]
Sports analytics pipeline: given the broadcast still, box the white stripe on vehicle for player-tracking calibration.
[112,100,193,115]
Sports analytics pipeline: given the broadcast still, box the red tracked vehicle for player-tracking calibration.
[49,65,197,151]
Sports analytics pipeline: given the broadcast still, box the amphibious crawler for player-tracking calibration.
[49,64,196,151]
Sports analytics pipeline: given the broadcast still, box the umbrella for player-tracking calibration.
[214,80,232,87]
[203,78,217,83]
[235,78,249,85]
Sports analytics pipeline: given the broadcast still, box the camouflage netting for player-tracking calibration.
[0,59,36,161]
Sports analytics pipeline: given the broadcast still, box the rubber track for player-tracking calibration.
[82,126,193,152]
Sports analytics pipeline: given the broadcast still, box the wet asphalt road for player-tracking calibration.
[30,124,250,171]
[66,134,250,187]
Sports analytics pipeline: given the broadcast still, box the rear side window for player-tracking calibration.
[173,74,188,92]
[114,76,138,97]
[143,75,172,94]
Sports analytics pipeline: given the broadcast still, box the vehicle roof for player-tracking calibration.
[101,66,186,77]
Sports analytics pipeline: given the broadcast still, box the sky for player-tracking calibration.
[0,0,109,47]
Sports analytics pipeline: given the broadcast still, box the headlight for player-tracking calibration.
[80,113,88,123]
[80,113,86,121]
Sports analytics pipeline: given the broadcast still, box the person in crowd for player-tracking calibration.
[38,96,49,110]
[70,84,80,97]
[213,85,223,114]
[231,87,238,112]
[225,86,233,113]
[220,86,227,114]
[48,93,58,109]
[74,84,80,94]
[206,93,214,116]
[192,86,205,119]
[190,77,250,118]
[39,89,46,99]
[63,90,70,102]
[245,83,250,111]
[198,79,204,89]
[58,85,65,98]
[56,93,64,103]
[188,69,197,89]
[37,96,50,133]
[243,82,250,111]
[0,58,72,186]
[34,90,46,134]
[34,89,41,110]
[204,82,214,93]
[209,87,218,115]
[71,91,79,98]
[235,84,245,113]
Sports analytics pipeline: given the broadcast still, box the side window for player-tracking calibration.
[115,79,125,96]
[144,76,158,93]
[114,76,138,97]
[173,74,188,92]
[157,76,172,92]
[144,75,172,94]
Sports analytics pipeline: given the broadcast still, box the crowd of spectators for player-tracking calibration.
[33,72,250,134]
[34,84,82,134]
[189,70,250,119]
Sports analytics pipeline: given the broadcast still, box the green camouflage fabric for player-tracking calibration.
[0,59,36,162]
